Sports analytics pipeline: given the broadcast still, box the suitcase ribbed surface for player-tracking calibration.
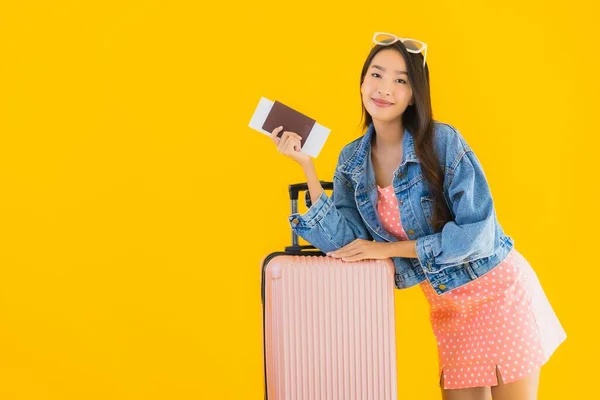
[262,255,397,400]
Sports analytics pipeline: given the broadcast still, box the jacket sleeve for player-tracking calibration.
[415,149,497,271]
[288,153,373,254]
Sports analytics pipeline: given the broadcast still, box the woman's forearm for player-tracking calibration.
[297,159,418,261]
[386,240,419,259]
[301,160,324,206]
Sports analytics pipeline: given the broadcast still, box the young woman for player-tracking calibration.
[269,32,566,400]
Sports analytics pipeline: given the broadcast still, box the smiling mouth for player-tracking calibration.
[372,98,394,106]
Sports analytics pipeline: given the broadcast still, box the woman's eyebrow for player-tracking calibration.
[371,64,407,75]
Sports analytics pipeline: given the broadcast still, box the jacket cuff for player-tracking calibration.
[415,234,440,272]
[288,190,331,229]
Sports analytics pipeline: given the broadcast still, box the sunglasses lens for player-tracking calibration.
[374,33,397,45]
[402,40,423,51]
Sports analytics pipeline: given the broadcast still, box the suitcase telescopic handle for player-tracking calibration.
[286,181,333,253]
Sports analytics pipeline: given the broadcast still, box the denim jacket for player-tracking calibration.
[288,121,515,295]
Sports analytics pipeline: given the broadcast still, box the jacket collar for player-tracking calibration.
[338,122,419,175]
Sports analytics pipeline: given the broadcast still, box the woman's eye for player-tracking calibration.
[370,73,406,84]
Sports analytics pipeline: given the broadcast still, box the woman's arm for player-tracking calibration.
[269,126,372,253]
[289,151,374,254]
[415,148,497,271]
[300,159,324,207]
[386,240,418,258]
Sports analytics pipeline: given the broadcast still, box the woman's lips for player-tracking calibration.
[372,98,394,107]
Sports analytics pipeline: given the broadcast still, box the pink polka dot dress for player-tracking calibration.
[376,185,567,390]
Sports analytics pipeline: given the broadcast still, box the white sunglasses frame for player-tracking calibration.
[371,32,428,67]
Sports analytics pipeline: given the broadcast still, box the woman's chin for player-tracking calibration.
[368,107,401,121]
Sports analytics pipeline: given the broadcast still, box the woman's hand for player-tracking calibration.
[326,239,392,262]
[270,126,311,167]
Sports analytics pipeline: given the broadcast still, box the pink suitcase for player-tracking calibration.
[261,182,398,399]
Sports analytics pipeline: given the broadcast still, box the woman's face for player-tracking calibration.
[361,48,414,123]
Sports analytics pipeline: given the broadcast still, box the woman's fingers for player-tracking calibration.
[284,137,302,155]
[331,246,357,258]
[278,133,292,153]
[341,253,365,262]
[277,131,302,154]
[270,126,283,145]
[272,127,301,145]
[328,239,362,257]
[288,137,304,156]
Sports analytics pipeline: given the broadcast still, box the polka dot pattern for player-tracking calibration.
[376,185,567,390]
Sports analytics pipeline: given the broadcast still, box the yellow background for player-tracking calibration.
[0,0,597,398]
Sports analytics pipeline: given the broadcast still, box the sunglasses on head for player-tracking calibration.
[372,32,428,67]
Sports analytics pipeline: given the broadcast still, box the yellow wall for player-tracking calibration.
[0,0,597,398]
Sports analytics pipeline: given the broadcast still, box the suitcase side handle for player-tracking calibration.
[286,181,333,253]
[288,181,333,201]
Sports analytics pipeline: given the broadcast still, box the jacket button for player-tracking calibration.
[399,200,404,205]
[407,229,415,235]
[438,284,446,290]
[291,218,299,225]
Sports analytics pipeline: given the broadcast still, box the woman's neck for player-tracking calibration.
[372,119,404,150]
